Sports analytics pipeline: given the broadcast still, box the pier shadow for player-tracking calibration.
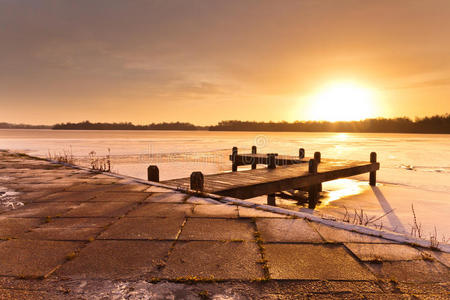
[371,186,407,234]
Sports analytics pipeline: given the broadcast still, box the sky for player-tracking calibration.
[1,0,450,125]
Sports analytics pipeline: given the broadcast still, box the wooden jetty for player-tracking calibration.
[149,147,379,209]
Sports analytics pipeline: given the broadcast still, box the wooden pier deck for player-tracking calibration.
[155,148,380,209]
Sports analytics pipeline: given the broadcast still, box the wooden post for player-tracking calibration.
[308,159,319,209]
[314,152,321,163]
[267,194,276,206]
[299,148,305,159]
[232,147,238,172]
[251,146,257,169]
[147,165,159,182]
[370,152,377,186]
[190,171,204,191]
[267,153,277,169]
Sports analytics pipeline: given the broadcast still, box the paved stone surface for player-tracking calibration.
[145,192,188,203]
[127,203,194,218]
[19,227,102,241]
[366,260,450,283]
[93,191,151,202]
[98,216,184,240]
[191,204,239,218]
[0,239,81,277]
[264,244,376,280]
[345,243,424,261]
[0,150,449,298]
[56,240,171,279]
[162,241,264,280]
[310,222,396,243]
[179,218,254,241]
[0,217,42,238]
[62,201,136,217]
[256,218,324,243]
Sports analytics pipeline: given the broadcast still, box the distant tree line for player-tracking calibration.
[0,122,51,129]
[2,114,450,133]
[209,114,450,133]
[52,121,199,130]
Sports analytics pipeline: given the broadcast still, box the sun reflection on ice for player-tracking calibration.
[320,179,366,206]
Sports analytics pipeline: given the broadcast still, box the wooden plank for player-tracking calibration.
[230,153,307,166]
[161,159,379,200]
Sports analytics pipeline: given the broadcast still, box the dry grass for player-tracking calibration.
[88,148,111,172]
[47,147,74,164]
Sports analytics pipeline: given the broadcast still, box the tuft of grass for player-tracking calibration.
[45,216,52,223]
[148,277,161,283]
[88,237,95,242]
[47,147,75,165]
[65,252,77,261]
[341,205,392,228]
[198,290,210,300]
[88,148,111,172]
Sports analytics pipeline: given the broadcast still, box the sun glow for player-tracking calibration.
[307,82,376,122]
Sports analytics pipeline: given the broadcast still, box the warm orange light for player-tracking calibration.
[307,82,376,122]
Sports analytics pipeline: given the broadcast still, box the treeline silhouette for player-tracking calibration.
[53,121,198,130]
[0,122,51,129]
[3,114,450,133]
[209,115,450,133]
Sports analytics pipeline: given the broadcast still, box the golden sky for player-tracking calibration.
[1,0,449,125]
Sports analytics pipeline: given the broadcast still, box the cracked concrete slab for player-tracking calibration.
[310,222,396,243]
[92,191,151,202]
[55,240,171,279]
[0,217,42,238]
[98,217,185,240]
[62,202,136,217]
[191,204,238,218]
[19,227,103,241]
[162,241,264,280]
[145,192,188,203]
[256,218,324,243]
[0,239,82,277]
[127,203,194,218]
[264,244,376,280]
[179,218,254,241]
[345,243,424,261]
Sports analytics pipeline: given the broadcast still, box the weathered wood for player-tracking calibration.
[230,153,305,167]
[370,152,377,186]
[267,194,276,206]
[309,159,318,174]
[147,165,159,182]
[190,172,204,191]
[314,152,321,163]
[299,148,305,159]
[308,184,319,209]
[232,147,238,172]
[267,153,278,169]
[163,158,380,200]
[251,146,257,169]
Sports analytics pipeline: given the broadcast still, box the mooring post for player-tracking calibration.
[308,159,319,209]
[299,148,305,159]
[147,165,159,182]
[314,151,321,163]
[370,152,377,186]
[190,171,204,191]
[267,194,276,206]
[232,147,238,172]
[267,153,277,169]
[251,145,257,169]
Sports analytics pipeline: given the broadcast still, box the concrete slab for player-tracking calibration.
[179,218,254,241]
[93,191,151,202]
[256,218,324,243]
[191,204,239,218]
[162,241,264,280]
[106,184,149,192]
[310,222,396,243]
[127,203,194,218]
[427,251,450,268]
[64,183,113,192]
[19,227,102,241]
[237,207,288,218]
[144,186,174,193]
[0,239,82,278]
[264,244,376,280]
[55,240,172,279]
[98,217,184,240]
[185,196,222,205]
[40,217,115,228]
[62,202,136,217]
[0,217,42,239]
[345,243,423,261]
[366,260,450,283]
[34,191,99,202]
[145,192,188,203]
[3,202,80,218]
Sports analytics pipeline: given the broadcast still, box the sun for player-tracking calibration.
[307,82,376,122]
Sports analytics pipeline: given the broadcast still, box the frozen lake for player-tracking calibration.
[1,129,449,243]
